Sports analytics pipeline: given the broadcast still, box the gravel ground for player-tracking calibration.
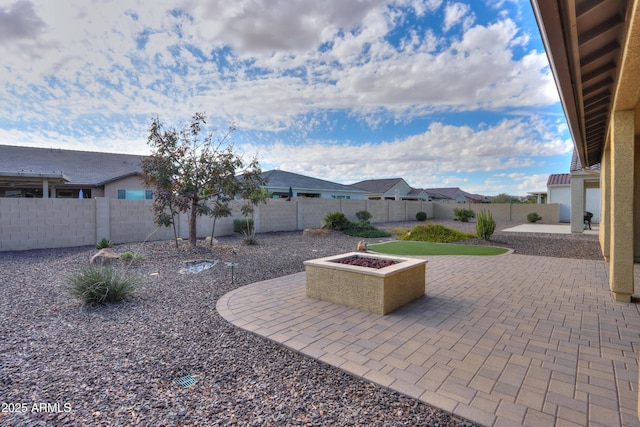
[0,220,602,426]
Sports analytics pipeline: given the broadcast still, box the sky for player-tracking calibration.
[0,0,574,196]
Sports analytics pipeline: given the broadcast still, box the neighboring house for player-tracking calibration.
[547,153,601,225]
[351,178,431,201]
[569,150,601,226]
[547,173,571,222]
[424,187,491,204]
[260,169,368,200]
[0,145,148,199]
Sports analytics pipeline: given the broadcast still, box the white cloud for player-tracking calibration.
[240,117,572,186]
[0,1,559,135]
[0,1,570,196]
[443,2,474,32]
[512,173,549,192]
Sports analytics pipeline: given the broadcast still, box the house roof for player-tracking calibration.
[530,0,637,168]
[350,178,405,193]
[261,169,366,194]
[425,187,489,202]
[0,145,145,186]
[547,173,571,186]
[569,149,601,173]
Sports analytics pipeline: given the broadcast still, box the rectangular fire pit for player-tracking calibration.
[304,252,427,315]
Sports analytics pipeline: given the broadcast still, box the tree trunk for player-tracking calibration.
[189,205,197,246]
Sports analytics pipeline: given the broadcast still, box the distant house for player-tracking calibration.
[548,150,601,226]
[260,170,368,200]
[351,178,431,201]
[0,145,147,199]
[424,187,491,204]
[547,174,571,222]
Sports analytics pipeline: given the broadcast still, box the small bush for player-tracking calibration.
[355,210,372,223]
[416,211,427,222]
[390,227,409,237]
[453,208,475,222]
[96,237,112,249]
[399,223,475,243]
[343,222,391,238]
[120,251,143,264]
[475,210,496,240]
[67,266,140,305]
[233,218,254,233]
[322,212,350,231]
[527,212,542,223]
[241,229,258,245]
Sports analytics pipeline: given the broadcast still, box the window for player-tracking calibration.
[117,190,153,200]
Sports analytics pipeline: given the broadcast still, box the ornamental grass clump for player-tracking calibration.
[475,209,496,240]
[399,223,475,243]
[96,237,113,249]
[119,251,144,265]
[67,266,140,305]
[322,212,350,231]
[527,212,542,223]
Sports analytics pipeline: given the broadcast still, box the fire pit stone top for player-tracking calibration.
[304,252,426,278]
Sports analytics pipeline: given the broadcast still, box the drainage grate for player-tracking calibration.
[174,374,197,388]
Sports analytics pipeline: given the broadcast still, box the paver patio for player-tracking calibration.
[217,253,640,427]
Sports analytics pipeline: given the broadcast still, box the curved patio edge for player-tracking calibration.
[217,255,640,427]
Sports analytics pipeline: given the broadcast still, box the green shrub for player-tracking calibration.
[322,212,350,230]
[475,210,496,240]
[67,266,140,305]
[453,208,475,222]
[343,222,391,238]
[527,212,542,223]
[241,229,258,245]
[96,237,113,249]
[355,210,372,223]
[416,211,427,222]
[233,218,254,233]
[120,251,143,264]
[399,223,475,243]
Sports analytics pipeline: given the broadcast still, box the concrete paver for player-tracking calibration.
[217,253,640,427]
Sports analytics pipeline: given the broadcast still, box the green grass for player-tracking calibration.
[368,241,508,256]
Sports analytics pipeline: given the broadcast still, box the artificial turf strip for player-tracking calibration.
[367,240,509,256]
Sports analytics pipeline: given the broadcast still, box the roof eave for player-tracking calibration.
[530,0,589,166]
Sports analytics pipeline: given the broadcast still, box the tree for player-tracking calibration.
[237,170,269,244]
[491,193,520,204]
[142,112,264,247]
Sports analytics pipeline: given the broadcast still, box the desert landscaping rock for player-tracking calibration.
[0,220,601,426]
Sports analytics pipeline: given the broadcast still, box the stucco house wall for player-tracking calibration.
[548,185,571,223]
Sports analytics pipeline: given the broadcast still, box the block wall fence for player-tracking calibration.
[0,198,559,251]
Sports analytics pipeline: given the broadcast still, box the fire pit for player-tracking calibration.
[304,252,427,315]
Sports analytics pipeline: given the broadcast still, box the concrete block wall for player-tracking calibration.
[298,198,341,229]
[109,200,176,244]
[340,199,367,222]
[0,197,560,251]
[388,201,406,222]
[0,199,95,251]
[365,200,390,223]
[511,203,559,224]
[406,201,428,221]
[255,199,298,233]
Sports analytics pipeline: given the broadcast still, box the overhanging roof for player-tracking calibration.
[530,0,633,168]
[0,171,69,185]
